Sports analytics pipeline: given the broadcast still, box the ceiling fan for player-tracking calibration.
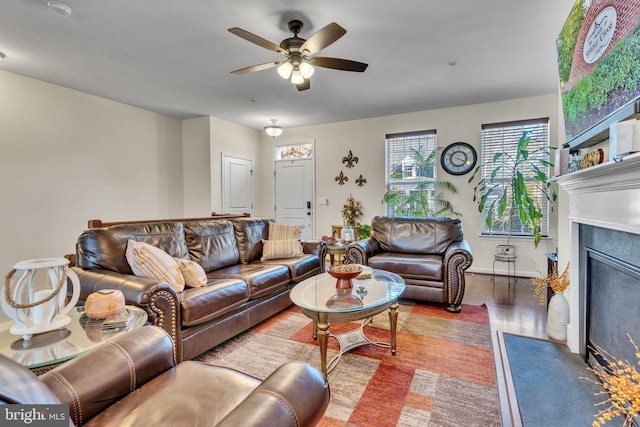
[228,19,368,91]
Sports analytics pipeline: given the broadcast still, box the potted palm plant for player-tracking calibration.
[468,130,557,251]
[383,146,461,217]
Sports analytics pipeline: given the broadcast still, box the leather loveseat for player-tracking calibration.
[0,326,330,426]
[72,216,326,361]
[345,216,473,312]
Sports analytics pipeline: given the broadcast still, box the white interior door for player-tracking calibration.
[275,159,314,239]
[222,154,253,215]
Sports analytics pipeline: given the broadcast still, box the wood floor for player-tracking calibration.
[463,272,549,427]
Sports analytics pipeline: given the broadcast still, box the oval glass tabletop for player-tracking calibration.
[290,268,406,313]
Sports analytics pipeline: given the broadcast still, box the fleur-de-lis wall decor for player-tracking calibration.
[342,150,359,169]
[356,174,367,187]
[335,171,348,185]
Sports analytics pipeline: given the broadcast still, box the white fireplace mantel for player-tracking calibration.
[556,152,640,352]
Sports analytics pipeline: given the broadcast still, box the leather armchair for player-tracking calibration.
[345,216,473,312]
[0,326,330,427]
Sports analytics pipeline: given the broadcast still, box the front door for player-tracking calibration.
[275,158,314,239]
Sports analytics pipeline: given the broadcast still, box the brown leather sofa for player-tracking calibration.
[0,326,330,426]
[72,216,326,361]
[345,216,473,312]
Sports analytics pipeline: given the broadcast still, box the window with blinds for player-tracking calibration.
[384,130,437,216]
[480,118,550,237]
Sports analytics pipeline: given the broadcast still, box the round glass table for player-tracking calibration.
[290,268,406,375]
[0,305,147,374]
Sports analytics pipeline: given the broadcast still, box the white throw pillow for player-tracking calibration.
[174,257,207,288]
[261,239,303,260]
[268,223,303,240]
[125,240,185,292]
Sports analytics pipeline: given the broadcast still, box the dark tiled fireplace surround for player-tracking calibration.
[557,153,640,362]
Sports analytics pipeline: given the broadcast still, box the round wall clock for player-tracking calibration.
[440,142,478,175]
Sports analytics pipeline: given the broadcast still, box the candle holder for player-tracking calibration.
[1,258,80,340]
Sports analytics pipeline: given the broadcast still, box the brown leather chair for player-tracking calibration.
[0,326,330,426]
[346,216,473,312]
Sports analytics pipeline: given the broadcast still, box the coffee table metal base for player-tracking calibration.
[300,299,399,375]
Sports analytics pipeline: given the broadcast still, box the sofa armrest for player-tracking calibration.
[442,240,474,313]
[217,362,330,427]
[41,326,176,427]
[345,237,381,265]
[72,267,183,361]
[302,240,328,270]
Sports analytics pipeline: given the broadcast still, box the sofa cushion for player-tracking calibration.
[208,264,290,299]
[232,218,271,264]
[183,220,241,272]
[126,240,185,292]
[261,239,303,260]
[174,258,207,288]
[367,252,444,281]
[372,216,463,255]
[180,279,249,326]
[268,222,303,240]
[76,222,189,274]
[261,254,321,283]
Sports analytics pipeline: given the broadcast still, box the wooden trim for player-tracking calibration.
[87,212,250,228]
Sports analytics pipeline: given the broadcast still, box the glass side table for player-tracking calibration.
[0,305,147,374]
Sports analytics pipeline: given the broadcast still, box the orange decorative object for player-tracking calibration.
[85,289,125,319]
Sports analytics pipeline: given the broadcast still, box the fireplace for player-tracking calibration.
[579,224,640,369]
[556,153,640,357]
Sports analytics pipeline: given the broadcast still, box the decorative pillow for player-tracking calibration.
[125,240,185,292]
[173,258,207,288]
[261,239,303,260]
[268,223,303,240]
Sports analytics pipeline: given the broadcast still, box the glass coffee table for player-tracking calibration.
[290,268,406,375]
[0,305,147,374]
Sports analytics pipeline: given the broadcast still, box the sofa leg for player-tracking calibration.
[445,304,461,313]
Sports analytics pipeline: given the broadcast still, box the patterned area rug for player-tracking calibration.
[194,302,500,426]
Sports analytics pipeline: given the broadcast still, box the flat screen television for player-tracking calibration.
[557,0,640,149]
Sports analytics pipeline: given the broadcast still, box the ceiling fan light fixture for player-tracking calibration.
[277,62,293,79]
[299,62,314,79]
[264,119,283,138]
[290,69,304,85]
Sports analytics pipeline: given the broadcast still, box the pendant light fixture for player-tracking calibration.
[264,119,283,138]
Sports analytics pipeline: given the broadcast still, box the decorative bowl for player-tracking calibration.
[326,264,363,289]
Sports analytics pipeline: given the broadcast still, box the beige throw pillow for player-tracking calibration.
[268,223,303,240]
[261,239,303,260]
[125,240,185,292]
[174,258,207,288]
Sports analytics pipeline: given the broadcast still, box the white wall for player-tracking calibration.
[209,117,260,214]
[256,94,562,276]
[0,70,183,278]
[182,116,212,216]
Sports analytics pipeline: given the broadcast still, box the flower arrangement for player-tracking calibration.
[582,334,640,427]
[341,194,363,226]
[531,262,570,305]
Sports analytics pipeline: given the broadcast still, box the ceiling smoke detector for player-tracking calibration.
[47,2,72,17]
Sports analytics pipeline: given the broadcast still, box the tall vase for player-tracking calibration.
[547,291,569,341]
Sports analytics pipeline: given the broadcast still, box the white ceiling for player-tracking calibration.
[0,0,575,131]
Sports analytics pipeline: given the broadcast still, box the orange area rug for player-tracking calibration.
[195,302,500,426]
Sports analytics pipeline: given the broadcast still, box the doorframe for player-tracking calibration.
[273,139,316,238]
[221,153,254,216]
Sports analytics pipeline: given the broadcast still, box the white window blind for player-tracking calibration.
[480,118,550,236]
[384,130,437,216]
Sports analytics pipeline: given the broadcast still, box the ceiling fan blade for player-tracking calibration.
[296,79,311,91]
[299,22,346,55]
[230,61,282,75]
[309,57,368,72]
[228,27,287,55]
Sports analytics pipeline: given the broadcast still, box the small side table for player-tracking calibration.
[493,254,517,287]
[326,244,347,265]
